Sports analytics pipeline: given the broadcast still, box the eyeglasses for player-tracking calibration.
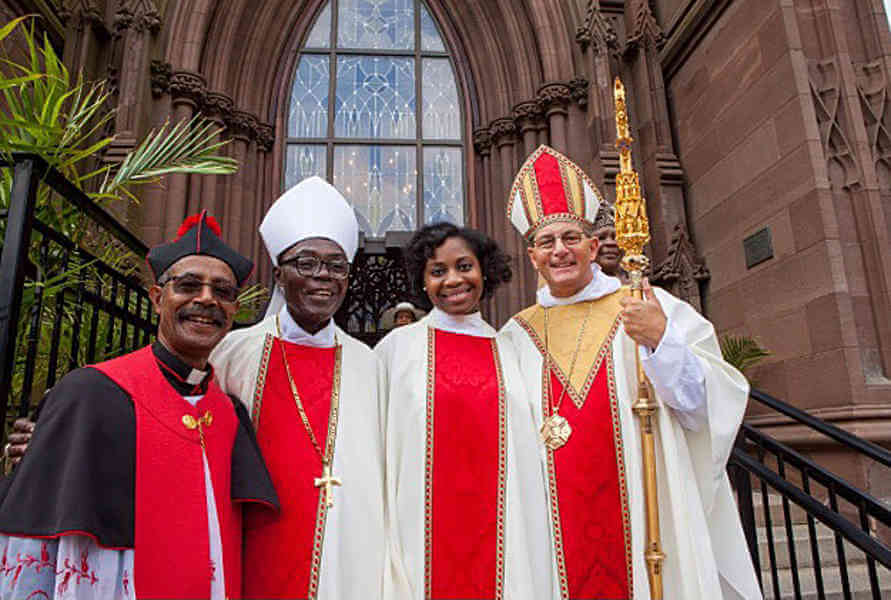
[532,231,586,251]
[160,274,239,303]
[279,255,350,280]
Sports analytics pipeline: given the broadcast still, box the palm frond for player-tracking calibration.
[719,334,771,375]
[102,114,237,195]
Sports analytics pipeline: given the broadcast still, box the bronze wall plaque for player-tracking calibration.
[744,227,773,268]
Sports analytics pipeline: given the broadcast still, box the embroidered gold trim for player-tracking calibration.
[526,316,625,600]
[306,344,343,600]
[607,349,634,598]
[423,328,436,600]
[251,333,274,429]
[541,359,570,600]
[490,339,508,600]
[513,312,621,409]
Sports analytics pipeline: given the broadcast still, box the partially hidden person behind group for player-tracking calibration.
[210,176,387,599]
[0,212,279,599]
[497,145,763,599]
[375,222,550,600]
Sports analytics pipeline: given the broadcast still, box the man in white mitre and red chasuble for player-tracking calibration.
[211,176,387,599]
[497,145,763,600]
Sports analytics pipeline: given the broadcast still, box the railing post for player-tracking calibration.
[0,158,38,436]
[730,448,760,572]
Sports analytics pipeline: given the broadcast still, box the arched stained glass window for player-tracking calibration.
[285,0,465,238]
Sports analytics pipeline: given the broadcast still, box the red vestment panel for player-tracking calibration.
[548,358,631,600]
[94,346,242,599]
[243,338,336,599]
[427,330,506,599]
[532,150,571,215]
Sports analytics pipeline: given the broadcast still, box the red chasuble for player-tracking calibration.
[92,346,243,599]
[426,329,506,599]
[243,336,338,599]
[545,336,631,600]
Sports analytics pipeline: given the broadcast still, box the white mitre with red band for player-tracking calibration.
[507,145,604,240]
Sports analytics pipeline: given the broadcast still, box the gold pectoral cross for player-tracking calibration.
[314,462,342,508]
[182,411,213,450]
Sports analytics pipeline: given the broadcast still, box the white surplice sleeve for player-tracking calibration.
[640,308,708,431]
[0,535,134,599]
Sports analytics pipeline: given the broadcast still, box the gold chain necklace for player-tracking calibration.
[276,315,343,507]
[540,301,595,450]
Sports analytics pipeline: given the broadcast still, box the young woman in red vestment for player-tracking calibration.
[376,223,550,600]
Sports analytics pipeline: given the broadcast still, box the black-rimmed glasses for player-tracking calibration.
[279,255,351,280]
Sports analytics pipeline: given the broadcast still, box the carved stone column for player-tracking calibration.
[227,110,258,255]
[537,82,572,152]
[620,0,708,306]
[164,70,206,236]
[576,0,619,188]
[513,101,545,156]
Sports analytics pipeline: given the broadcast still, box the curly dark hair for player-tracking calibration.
[403,222,512,309]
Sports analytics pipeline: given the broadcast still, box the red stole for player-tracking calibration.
[546,351,631,599]
[426,329,506,599]
[93,346,242,599]
[243,336,337,599]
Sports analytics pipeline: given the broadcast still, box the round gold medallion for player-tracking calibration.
[540,414,572,450]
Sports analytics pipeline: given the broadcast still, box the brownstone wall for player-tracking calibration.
[664,0,891,450]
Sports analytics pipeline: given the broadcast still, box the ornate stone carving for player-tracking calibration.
[575,1,617,56]
[60,0,106,34]
[536,82,572,115]
[489,117,518,146]
[652,223,710,313]
[169,70,207,108]
[472,127,492,156]
[204,91,235,122]
[150,60,172,98]
[808,59,861,191]
[569,77,589,107]
[105,65,119,97]
[624,0,665,57]
[254,123,275,152]
[512,100,545,132]
[226,110,259,142]
[114,0,161,36]
[855,60,891,174]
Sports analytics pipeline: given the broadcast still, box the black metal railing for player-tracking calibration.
[729,388,891,600]
[0,154,156,440]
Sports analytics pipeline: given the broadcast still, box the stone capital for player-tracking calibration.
[489,117,518,147]
[537,82,572,116]
[473,127,492,156]
[169,70,207,108]
[254,123,275,152]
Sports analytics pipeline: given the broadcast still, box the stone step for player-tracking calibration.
[756,522,858,570]
[759,562,891,600]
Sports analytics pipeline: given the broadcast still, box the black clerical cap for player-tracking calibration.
[147,211,253,286]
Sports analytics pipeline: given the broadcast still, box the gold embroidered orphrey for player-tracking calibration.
[540,301,595,450]
[276,315,342,508]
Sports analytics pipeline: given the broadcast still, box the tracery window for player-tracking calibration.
[285,0,465,238]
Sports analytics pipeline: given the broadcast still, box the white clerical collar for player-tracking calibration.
[537,264,622,308]
[428,306,495,338]
[277,305,337,348]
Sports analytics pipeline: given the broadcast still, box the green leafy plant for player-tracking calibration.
[719,334,771,376]
[0,17,252,414]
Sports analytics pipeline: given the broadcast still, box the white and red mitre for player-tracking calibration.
[507,145,604,240]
